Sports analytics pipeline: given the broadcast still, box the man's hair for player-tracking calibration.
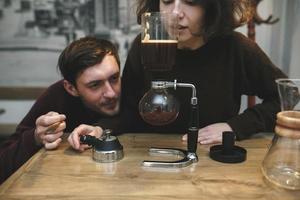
[58,37,120,85]
[136,0,253,41]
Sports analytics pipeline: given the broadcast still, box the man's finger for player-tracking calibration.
[45,121,66,134]
[37,115,66,127]
[45,122,62,134]
[44,131,64,143]
[80,144,91,151]
[67,135,75,149]
[44,138,62,150]
[46,111,59,116]
[72,124,93,136]
[69,132,80,150]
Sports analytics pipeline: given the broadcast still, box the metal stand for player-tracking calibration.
[142,80,199,168]
[143,148,197,168]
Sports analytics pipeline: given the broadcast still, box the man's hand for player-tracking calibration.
[34,111,66,150]
[68,124,103,152]
[182,123,233,145]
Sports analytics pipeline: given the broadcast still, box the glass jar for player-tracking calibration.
[139,82,179,126]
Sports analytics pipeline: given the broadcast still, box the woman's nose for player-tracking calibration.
[172,1,184,18]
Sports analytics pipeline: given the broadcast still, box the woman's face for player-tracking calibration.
[160,0,205,49]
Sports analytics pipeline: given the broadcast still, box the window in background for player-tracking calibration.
[0,0,138,131]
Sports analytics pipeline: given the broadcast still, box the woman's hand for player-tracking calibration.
[182,123,233,145]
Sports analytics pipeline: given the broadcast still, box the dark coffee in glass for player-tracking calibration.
[141,12,178,72]
[142,40,177,71]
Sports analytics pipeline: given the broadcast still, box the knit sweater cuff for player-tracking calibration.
[26,130,43,150]
[226,114,260,141]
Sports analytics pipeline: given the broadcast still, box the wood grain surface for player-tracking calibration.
[1,133,299,200]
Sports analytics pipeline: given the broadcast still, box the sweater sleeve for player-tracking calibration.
[0,81,64,184]
[120,35,149,132]
[0,127,41,184]
[227,39,287,140]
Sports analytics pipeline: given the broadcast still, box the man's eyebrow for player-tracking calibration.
[111,71,120,77]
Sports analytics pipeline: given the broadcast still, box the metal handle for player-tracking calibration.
[80,135,97,146]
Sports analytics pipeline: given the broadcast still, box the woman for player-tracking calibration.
[120,0,286,144]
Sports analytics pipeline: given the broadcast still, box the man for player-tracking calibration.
[0,37,121,184]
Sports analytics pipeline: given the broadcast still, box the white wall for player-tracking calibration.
[289,17,300,78]
[238,0,300,77]
[0,101,34,124]
[284,0,300,78]
[236,1,273,57]
[270,0,300,77]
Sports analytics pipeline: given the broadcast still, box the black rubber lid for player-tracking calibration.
[209,131,247,163]
[94,138,123,151]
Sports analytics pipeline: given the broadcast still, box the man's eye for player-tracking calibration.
[89,84,99,89]
[88,82,101,89]
[110,75,120,83]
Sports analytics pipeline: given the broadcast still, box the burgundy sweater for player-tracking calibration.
[0,80,105,184]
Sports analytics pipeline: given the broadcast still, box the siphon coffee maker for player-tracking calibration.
[139,12,199,168]
[261,78,300,190]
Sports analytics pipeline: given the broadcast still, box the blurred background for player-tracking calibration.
[0,0,299,136]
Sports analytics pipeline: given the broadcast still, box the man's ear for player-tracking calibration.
[63,80,79,97]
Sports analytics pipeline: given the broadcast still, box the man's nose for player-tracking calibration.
[103,82,116,98]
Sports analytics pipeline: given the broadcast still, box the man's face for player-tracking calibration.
[72,55,121,116]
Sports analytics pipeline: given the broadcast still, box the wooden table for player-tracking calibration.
[0,133,299,200]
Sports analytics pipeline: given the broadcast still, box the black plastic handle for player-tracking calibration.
[188,104,199,153]
[80,135,97,146]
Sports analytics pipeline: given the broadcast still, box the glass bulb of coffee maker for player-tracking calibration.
[139,87,179,126]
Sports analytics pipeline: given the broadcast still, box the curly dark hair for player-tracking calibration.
[136,0,253,41]
[57,37,120,86]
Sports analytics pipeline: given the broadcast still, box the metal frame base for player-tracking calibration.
[142,147,198,168]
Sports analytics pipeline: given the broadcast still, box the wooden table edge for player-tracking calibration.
[0,148,46,193]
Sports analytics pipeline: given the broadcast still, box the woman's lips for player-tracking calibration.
[178,25,187,29]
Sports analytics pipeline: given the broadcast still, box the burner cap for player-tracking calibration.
[209,131,247,163]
